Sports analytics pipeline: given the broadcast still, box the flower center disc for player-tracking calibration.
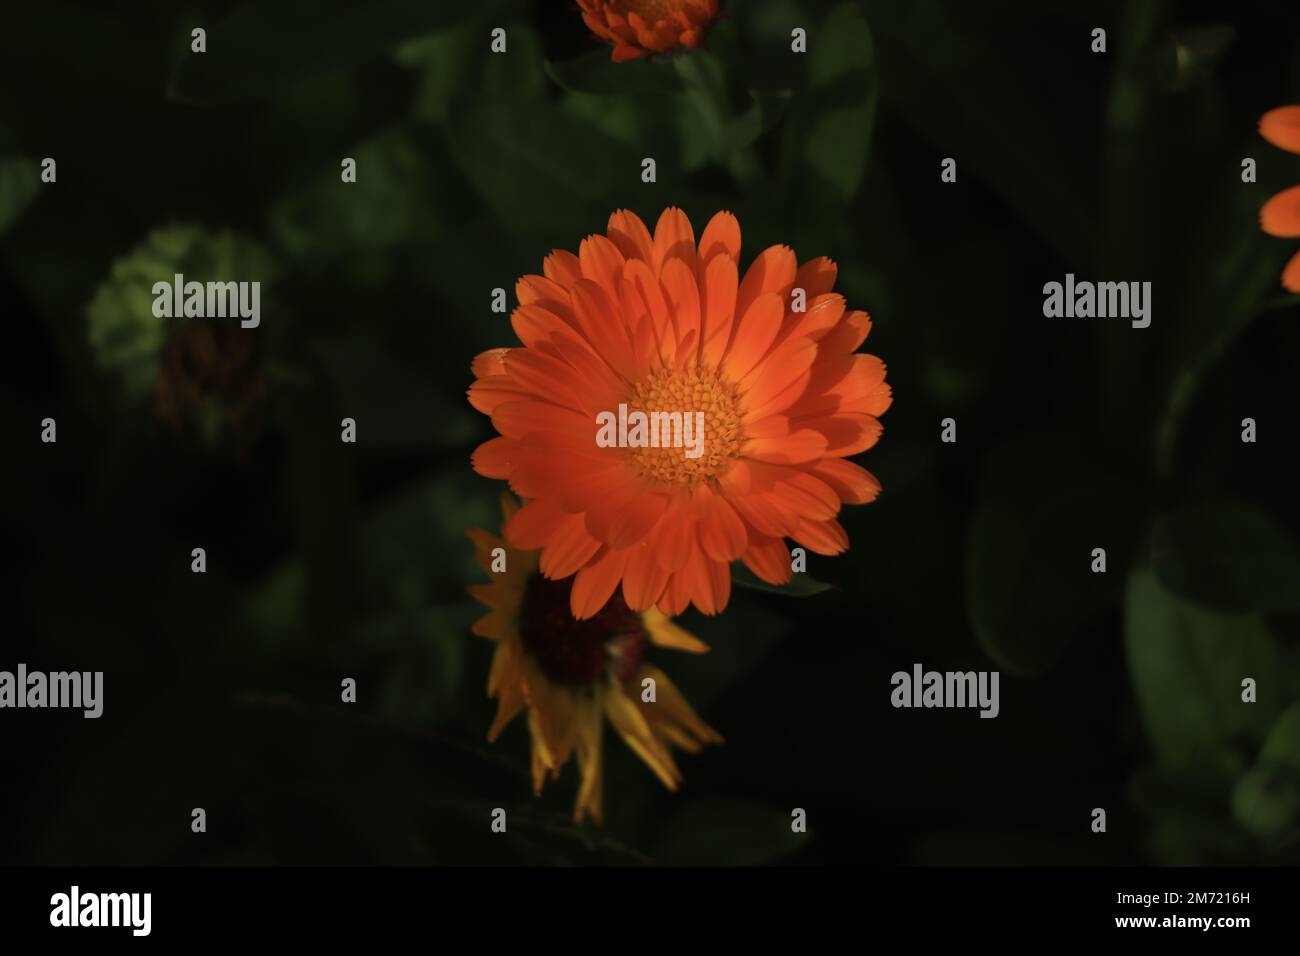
[626,366,741,486]
[520,575,647,686]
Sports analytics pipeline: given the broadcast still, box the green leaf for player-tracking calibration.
[783,2,876,203]
[167,0,509,104]
[545,48,686,96]
[732,564,834,597]
[729,89,793,152]
[1153,500,1300,615]
[1232,700,1300,842]
[0,155,38,235]
[269,128,443,267]
[446,96,635,233]
[653,799,806,865]
[1232,766,1300,841]
[1125,568,1279,769]
[965,488,1119,677]
[1259,702,1300,774]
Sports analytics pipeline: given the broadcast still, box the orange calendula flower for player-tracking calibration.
[469,494,722,824]
[577,0,720,63]
[469,207,890,619]
[1259,105,1300,292]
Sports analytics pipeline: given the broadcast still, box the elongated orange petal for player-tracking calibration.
[698,210,741,263]
[1283,248,1300,293]
[721,292,783,382]
[1260,105,1300,154]
[1261,184,1300,238]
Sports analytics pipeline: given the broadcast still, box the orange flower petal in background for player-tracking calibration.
[469,207,891,618]
[1258,106,1300,292]
[1259,105,1300,155]
[1260,183,1300,238]
[576,0,721,62]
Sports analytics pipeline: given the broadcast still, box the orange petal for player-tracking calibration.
[569,278,637,380]
[739,338,818,415]
[742,428,828,465]
[471,436,516,479]
[680,545,729,615]
[817,309,873,356]
[607,209,655,264]
[791,517,849,556]
[1260,106,1300,154]
[571,547,631,618]
[699,253,738,369]
[740,535,793,585]
[503,349,586,410]
[652,206,697,275]
[692,485,749,562]
[660,257,702,363]
[721,292,783,382]
[794,411,883,457]
[516,273,569,310]
[578,234,627,295]
[698,210,741,262]
[504,498,566,549]
[621,540,673,610]
[471,347,510,378]
[811,458,882,505]
[1261,184,1300,238]
[543,249,582,287]
[511,304,571,350]
[735,244,797,324]
[777,293,845,346]
[792,256,838,299]
[540,515,604,579]
[1283,248,1300,293]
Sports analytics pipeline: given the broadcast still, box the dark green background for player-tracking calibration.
[2,0,1299,865]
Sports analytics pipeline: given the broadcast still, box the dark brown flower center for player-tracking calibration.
[519,574,647,686]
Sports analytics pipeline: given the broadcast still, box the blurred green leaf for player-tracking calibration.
[546,47,686,96]
[167,0,509,104]
[396,26,477,123]
[732,564,834,596]
[1153,500,1300,615]
[1153,148,1287,477]
[1259,701,1300,773]
[730,89,793,152]
[791,2,876,202]
[1232,766,1299,841]
[446,95,635,232]
[0,155,38,235]
[269,128,444,271]
[1125,568,1279,768]
[653,798,805,865]
[1237,701,1300,842]
[965,488,1119,677]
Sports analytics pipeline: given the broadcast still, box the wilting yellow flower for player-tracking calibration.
[577,0,721,63]
[469,494,722,823]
